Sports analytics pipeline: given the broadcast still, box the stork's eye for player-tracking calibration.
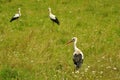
[72,38,75,41]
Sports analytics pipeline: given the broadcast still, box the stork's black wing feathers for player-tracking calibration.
[50,17,60,25]
[73,54,83,70]
[10,17,19,22]
[55,17,60,25]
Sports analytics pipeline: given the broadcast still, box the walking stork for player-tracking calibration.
[10,8,21,22]
[48,7,60,25]
[67,37,84,72]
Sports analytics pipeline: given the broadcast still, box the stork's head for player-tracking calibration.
[72,37,77,42]
[18,8,21,15]
[66,37,77,45]
[48,7,51,12]
[18,8,21,11]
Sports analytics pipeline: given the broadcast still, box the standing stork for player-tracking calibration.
[67,37,84,72]
[10,8,21,22]
[48,7,60,25]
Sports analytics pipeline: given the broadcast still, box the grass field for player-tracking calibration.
[0,0,120,80]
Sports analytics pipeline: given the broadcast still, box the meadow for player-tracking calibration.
[0,0,120,80]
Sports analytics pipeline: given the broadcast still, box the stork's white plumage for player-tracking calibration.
[48,7,60,25]
[10,8,21,22]
[67,37,84,72]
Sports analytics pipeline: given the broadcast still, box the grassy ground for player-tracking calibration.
[0,0,120,80]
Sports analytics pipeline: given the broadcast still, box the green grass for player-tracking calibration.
[0,0,120,80]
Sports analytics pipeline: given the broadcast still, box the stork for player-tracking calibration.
[10,8,21,22]
[67,37,84,72]
[48,7,60,25]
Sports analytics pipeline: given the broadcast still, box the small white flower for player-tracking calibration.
[85,68,88,72]
[97,60,100,62]
[106,66,111,69]
[92,71,96,74]
[102,56,105,59]
[72,72,74,74]
[75,71,79,73]
[54,75,56,77]
[100,71,103,74]
[31,60,34,63]
[87,66,90,68]
[57,70,61,73]
[113,67,117,70]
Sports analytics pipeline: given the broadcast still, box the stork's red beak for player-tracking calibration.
[66,40,73,45]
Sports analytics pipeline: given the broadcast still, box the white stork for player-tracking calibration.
[10,8,21,22]
[67,37,84,72]
[48,7,60,25]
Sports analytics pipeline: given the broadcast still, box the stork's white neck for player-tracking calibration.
[48,8,52,14]
[49,10,51,13]
[73,40,78,51]
[18,9,21,16]
[49,12,52,15]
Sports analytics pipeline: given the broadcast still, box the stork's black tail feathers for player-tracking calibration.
[75,60,83,70]
[10,18,14,22]
[51,17,60,25]
[10,17,19,22]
